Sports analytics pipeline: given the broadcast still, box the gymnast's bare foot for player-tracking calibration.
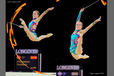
[46,33,53,38]
[78,54,89,59]
[83,54,89,59]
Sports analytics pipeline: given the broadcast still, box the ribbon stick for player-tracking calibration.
[84,0,107,9]
[8,22,19,27]
[85,0,100,9]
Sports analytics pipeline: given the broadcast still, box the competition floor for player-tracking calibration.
[6,72,56,76]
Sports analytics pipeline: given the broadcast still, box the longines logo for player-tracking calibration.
[15,49,39,54]
[57,65,80,70]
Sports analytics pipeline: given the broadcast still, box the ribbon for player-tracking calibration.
[101,0,107,6]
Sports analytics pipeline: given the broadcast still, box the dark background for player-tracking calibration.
[6,0,107,76]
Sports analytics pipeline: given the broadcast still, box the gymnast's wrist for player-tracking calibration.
[22,26,24,29]
[23,23,27,26]
[45,9,49,13]
[93,21,96,25]
[94,20,98,24]
[79,11,82,13]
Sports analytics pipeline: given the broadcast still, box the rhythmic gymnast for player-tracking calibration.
[18,7,54,42]
[70,8,101,60]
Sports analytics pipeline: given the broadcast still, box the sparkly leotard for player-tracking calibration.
[28,20,37,38]
[70,30,80,55]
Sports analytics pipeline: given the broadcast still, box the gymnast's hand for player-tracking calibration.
[19,18,26,26]
[18,25,23,28]
[47,7,54,12]
[95,16,101,23]
[80,8,85,12]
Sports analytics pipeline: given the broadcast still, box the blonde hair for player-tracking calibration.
[33,10,40,15]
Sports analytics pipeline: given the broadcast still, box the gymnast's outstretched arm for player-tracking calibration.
[35,7,54,24]
[82,16,101,35]
[76,8,85,22]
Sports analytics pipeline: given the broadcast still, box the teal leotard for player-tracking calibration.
[28,21,38,38]
[22,20,38,38]
[70,30,80,55]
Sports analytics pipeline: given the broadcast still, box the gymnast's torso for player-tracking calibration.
[70,29,81,55]
[28,20,38,37]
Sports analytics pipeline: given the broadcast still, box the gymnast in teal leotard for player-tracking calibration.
[70,8,101,60]
[19,7,54,42]
[70,9,82,55]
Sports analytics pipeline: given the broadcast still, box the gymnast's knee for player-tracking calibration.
[32,38,41,42]
[28,38,37,42]
[71,52,79,60]
[76,50,82,55]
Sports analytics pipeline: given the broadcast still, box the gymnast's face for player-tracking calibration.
[76,21,83,30]
[32,11,39,19]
